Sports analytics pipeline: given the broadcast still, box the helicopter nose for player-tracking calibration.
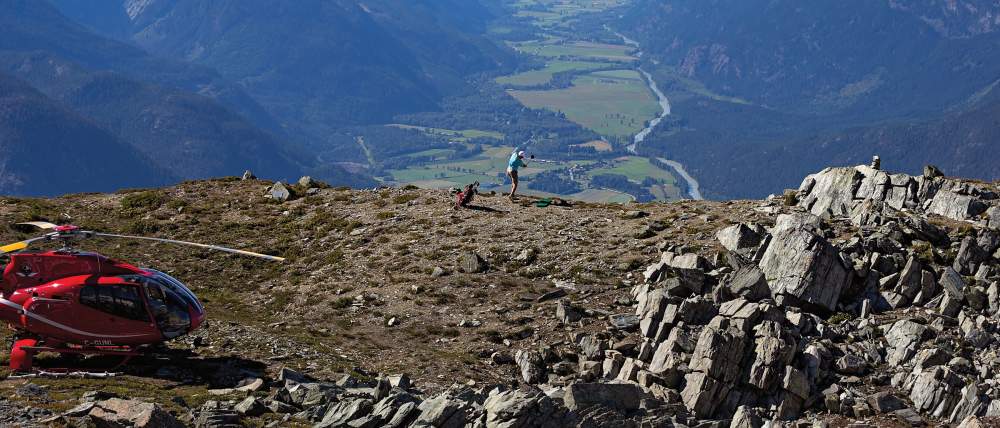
[189,305,206,331]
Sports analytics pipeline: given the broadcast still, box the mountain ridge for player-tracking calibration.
[0,161,998,426]
[0,72,174,196]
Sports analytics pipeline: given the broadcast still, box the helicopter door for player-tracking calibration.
[142,280,191,339]
[69,283,156,345]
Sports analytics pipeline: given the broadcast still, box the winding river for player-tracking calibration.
[614,30,704,200]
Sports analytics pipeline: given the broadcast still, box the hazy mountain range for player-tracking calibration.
[621,0,1000,198]
[0,0,510,195]
[1,0,999,198]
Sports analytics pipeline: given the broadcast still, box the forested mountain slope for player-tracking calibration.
[618,0,1000,199]
[0,72,173,196]
[55,0,517,137]
[0,0,376,192]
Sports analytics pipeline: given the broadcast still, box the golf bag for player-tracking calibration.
[455,181,479,209]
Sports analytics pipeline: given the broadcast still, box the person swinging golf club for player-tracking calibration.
[507,149,533,199]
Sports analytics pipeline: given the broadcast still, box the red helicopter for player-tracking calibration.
[0,221,283,372]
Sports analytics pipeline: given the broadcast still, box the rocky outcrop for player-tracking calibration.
[797,164,997,224]
[758,216,852,312]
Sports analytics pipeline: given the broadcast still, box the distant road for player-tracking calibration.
[613,29,704,200]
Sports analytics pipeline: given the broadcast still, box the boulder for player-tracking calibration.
[850,199,894,227]
[958,416,987,428]
[954,236,988,275]
[602,350,625,378]
[317,398,374,427]
[365,393,419,427]
[389,374,411,389]
[988,206,1000,230]
[949,383,987,424]
[235,377,265,392]
[908,366,964,418]
[298,176,315,188]
[412,393,468,428]
[386,401,421,428]
[927,190,988,221]
[268,182,291,202]
[773,212,823,233]
[515,248,538,265]
[194,403,242,428]
[515,350,546,384]
[622,210,648,219]
[635,288,668,337]
[620,357,650,383]
[681,371,730,418]
[608,313,639,331]
[577,335,607,361]
[924,165,945,178]
[782,366,811,400]
[87,399,184,428]
[234,397,268,417]
[716,224,763,255]
[563,382,646,412]
[867,391,905,413]
[680,320,747,418]
[648,329,689,378]
[729,405,765,428]
[662,251,712,271]
[556,300,583,324]
[723,265,771,302]
[746,321,795,391]
[796,167,861,217]
[893,256,924,305]
[634,226,657,239]
[458,252,488,274]
[939,267,967,317]
[483,387,567,427]
[688,321,747,384]
[885,319,929,366]
[835,354,868,375]
[758,226,851,312]
[284,381,340,408]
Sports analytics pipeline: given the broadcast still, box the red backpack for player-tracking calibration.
[455,182,479,208]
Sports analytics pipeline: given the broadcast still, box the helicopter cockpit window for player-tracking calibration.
[79,284,149,322]
[133,277,191,338]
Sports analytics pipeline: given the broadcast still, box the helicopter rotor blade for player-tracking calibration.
[15,221,59,230]
[0,236,51,254]
[93,233,285,262]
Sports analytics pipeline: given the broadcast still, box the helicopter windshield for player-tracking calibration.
[145,281,190,338]
[120,272,201,339]
[142,269,204,315]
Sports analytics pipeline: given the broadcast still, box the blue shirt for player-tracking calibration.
[508,152,526,171]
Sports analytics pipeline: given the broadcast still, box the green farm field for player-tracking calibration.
[588,156,678,185]
[387,124,504,142]
[496,60,610,86]
[388,146,560,190]
[512,40,637,62]
[389,148,683,203]
[508,70,660,138]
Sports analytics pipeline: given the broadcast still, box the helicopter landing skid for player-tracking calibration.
[10,339,140,373]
